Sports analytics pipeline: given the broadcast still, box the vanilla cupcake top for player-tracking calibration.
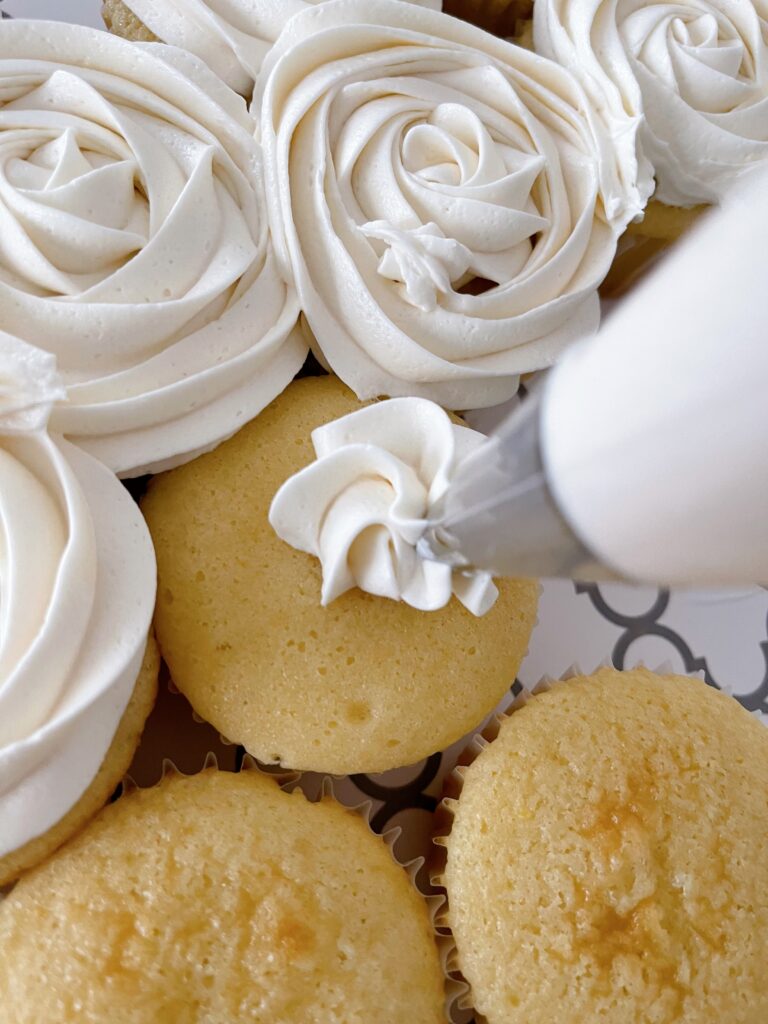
[534,0,768,206]
[0,20,303,477]
[444,669,768,1024]
[114,0,441,95]
[0,770,446,1022]
[0,336,156,860]
[259,0,636,410]
[270,396,497,614]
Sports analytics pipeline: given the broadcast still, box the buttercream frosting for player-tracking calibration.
[119,0,441,95]
[534,0,768,206]
[0,20,303,477]
[269,397,498,615]
[259,0,635,410]
[0,336,156,859]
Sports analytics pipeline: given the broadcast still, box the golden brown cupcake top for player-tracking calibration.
[445,668,768,1024]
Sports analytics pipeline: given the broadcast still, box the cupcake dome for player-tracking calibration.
[142,375,538,774]
[0,769,446,1023]
[443,668,768,1024]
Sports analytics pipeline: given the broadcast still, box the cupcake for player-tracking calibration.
[258,0,637,410]
[0,768,446,1022]
[440,668,768,1023]
[141,375,539,775]
[101,0,445,96]
[534,0,768,291]
[0,19,302,477]
[0,338,158,886]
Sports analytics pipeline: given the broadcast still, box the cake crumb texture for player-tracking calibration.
[142,376,538,774]
[101,0,157,41]
[0,770,445,1023]
[445,668,768,1024]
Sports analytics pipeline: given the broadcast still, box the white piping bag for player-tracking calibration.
[419,172,768,585]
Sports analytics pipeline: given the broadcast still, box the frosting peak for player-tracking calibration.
[269,398,498,616]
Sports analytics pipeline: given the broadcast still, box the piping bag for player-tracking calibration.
[418,172,768,586]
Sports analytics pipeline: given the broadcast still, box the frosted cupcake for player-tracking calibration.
[440,668,768,1024]
[142,375,538,775]
[0,19,302,477]
[534,0,768,290]
[0,338,158,886]
[101,0,444,95]
[258,0,639,410]
[0,769,446,1022]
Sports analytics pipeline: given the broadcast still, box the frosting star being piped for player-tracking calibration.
[269,397,498,616]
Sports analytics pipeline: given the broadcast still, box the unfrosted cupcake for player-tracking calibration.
[0,338,158,886]
[441,668,768,1024]
[0,19,302,477]
[141,375,538,775]
[0,769,446,1023]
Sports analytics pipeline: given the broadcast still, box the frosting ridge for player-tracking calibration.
[0,21,303,477]
[0,335,156,857]
[260,0,633,409]
[118,0,442,95]
[534,0,768,206]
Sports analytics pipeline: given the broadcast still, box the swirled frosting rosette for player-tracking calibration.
[109,0,440,96]
[0,20,303,477]
[270,396,498,615]
[259,0,634,410]
[0,335,156,860]
[534,0,768,207]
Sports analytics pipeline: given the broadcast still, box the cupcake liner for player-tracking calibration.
[430,657,709,1024]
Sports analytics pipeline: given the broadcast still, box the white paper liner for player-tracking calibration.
[430,657,710,1024]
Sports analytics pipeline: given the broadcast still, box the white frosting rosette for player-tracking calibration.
[0,20,303,477]
[116,0,441,96]
[259,0,633,410]
[270,396,498,615]
[0,335,156,859]
[534,0,768,207]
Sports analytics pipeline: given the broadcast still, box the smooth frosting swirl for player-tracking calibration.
[259,0,634,410]
[0,335,65,435]
[0,337,156,858]
[0,21,303,477]
[119,0,441,95]
[269,397,498,615]
[534,0,768,206]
